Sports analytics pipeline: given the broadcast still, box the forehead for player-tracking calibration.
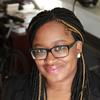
[33,21,74,47]
[36,20,66,33]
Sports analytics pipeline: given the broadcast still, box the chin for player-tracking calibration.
[45,73,68,83]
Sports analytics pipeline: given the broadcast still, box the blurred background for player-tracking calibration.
[0,0,100,97]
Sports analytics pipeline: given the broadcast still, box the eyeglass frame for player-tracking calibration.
[30,41,76,60]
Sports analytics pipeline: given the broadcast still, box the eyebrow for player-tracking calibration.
[32,43,49,48]
[32,39,74,48]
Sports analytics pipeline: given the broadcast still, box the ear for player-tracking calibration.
[76,41,83,54]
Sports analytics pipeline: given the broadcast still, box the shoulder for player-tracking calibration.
[2,73,32,100]
[89,70,100,99]
[4,73,31,89]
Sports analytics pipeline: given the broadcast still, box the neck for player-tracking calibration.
[46,79,72,92]
[46,80,72,100]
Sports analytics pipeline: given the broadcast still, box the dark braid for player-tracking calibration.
[71,58,83,100]
[31,61,47,100]
[31,62,39,100]
[27,7,89,100]
[27,7,85,46]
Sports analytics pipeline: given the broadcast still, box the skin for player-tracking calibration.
[32,21,82,100]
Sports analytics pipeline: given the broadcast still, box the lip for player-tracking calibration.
[46,65,62,74]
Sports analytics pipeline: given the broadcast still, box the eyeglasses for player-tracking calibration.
[30,41,76,60]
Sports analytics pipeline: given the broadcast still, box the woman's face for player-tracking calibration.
[32,21,82,83]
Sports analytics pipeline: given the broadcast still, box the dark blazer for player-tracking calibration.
[88,71,100,100]
[2,71,100,100]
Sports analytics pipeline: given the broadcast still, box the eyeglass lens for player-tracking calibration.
[31,45,69,59]
[31,42,75,60]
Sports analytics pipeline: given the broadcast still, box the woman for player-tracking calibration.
[2,7,100,100]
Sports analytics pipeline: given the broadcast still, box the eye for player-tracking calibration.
[53,45,68,53]
[32,48,47,57]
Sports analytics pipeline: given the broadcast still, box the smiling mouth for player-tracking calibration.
[46,66,62,74]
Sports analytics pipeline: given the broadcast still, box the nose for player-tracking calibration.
[44,52,56,65]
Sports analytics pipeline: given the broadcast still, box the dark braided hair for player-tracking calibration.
[27,7,89,100]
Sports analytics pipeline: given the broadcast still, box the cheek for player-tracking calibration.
[61,49,78,72]
[70,50,77,62]
[35,60,45,72]
[68,49,77,65]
